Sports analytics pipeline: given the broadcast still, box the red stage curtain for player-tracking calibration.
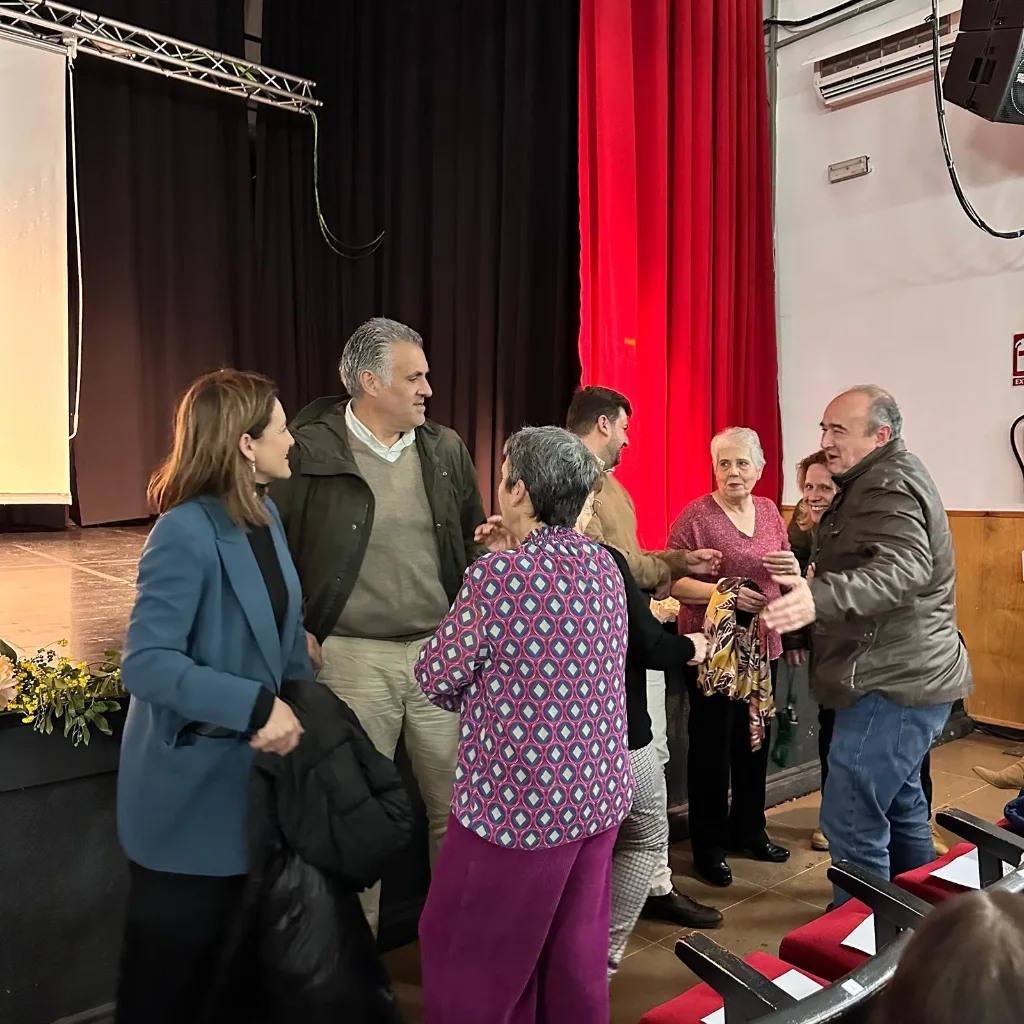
[579,0,781,548]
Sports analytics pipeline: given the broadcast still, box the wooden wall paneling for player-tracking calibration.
[948,512,1024,730]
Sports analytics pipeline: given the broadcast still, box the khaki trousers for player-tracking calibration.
[319,634,459,934]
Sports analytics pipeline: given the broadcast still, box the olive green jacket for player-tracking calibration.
[809,439,972,710]
[270,397,486,642]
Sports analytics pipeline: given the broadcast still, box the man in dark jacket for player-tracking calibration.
[270,317,486,932]
[763,386,972,905]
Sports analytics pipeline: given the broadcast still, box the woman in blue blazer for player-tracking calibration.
[116,369,312,1024]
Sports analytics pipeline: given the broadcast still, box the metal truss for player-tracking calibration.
[0,1,320,113]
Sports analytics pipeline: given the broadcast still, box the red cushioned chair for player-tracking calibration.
[779,899,874,982]
[895,810,1024,903]
[893,840,978,903]
[639,950,829,1024]
[779,862,931,982]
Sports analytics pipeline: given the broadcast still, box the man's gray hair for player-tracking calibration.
[849,385,903,439]
[339,317,423,397]
[504,426,600,528]
[710,426,766,470]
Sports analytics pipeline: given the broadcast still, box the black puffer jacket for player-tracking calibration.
[230,679,413,1023]
[254,680,413,888]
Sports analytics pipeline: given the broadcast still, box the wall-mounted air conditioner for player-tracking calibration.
[813,9,961,109]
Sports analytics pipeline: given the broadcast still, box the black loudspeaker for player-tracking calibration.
[943,0,1024,123]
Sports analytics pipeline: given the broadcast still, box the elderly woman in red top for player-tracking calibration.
[668,426,797,888]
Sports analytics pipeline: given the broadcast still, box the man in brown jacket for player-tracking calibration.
[567,385,722,928]
[567,387,719,593]
[764,386,972,906]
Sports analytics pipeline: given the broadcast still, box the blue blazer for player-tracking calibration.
[117,494,313,876]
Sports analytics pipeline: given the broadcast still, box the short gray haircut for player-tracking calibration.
[503,426,600,528]
[710,426,765,469]
[339,317,423,397]
[849,385,903,439]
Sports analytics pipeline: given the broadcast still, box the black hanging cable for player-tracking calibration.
[307,110,386,259]
[926,0,1024,239]
[1011,413,1024,486]
[764,0,870,29]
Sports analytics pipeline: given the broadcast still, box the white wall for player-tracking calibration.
[774,1,1024,509]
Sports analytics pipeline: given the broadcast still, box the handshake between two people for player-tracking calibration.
[710,551,804,620]
[475,515,722,670]
[474,515,724,578]
[678,549,811,669]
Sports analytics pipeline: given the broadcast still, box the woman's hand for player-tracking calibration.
[250,697,304,756]
[762,550,799,576]
[474,515,518,552]
[784,648,808,667]
[686,633,709,665]
[305,631,324,673]
[736,586,768,614]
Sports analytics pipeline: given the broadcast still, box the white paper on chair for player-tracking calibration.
[929,847,1014,890]
[700,969,823,1024]
[841,914,877,956]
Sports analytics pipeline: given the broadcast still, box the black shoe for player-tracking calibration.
[641,889,724,929]
[694,853,733,887]
[730,839,790,863]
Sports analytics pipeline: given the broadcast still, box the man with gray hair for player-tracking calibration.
[764,386,972,906]
[271,316,486,933]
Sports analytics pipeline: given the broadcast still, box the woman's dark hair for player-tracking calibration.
[873,889,1024,1024]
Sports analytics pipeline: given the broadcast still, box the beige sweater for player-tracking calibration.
[333,434,451,641]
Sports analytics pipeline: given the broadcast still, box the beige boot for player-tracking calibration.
[810,828,829,852]
[972,758,1024,791]
[930,821,949,857]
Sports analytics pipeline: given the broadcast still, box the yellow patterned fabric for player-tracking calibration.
[698,577,775,751]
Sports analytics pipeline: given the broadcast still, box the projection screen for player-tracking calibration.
[0,32,70,504]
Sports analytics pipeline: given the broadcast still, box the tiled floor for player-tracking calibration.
[3,528,1022,1023]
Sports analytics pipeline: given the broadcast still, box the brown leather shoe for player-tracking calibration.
[810,828,829,852]
[930,821,949,857]
[972,758,1024,791]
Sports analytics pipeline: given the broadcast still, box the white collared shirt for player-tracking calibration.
[345,402,417,463]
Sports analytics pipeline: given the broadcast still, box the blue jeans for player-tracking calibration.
[820,691,952,906]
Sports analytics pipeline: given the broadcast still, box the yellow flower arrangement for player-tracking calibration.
[0,638,123,747]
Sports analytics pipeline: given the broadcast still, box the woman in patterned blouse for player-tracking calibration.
[415,425,632,1024]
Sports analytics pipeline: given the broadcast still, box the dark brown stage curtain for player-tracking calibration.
[248,0,582,508]
[69,1,253,525]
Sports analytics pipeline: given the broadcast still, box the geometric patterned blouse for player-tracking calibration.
[415,525,633,851]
